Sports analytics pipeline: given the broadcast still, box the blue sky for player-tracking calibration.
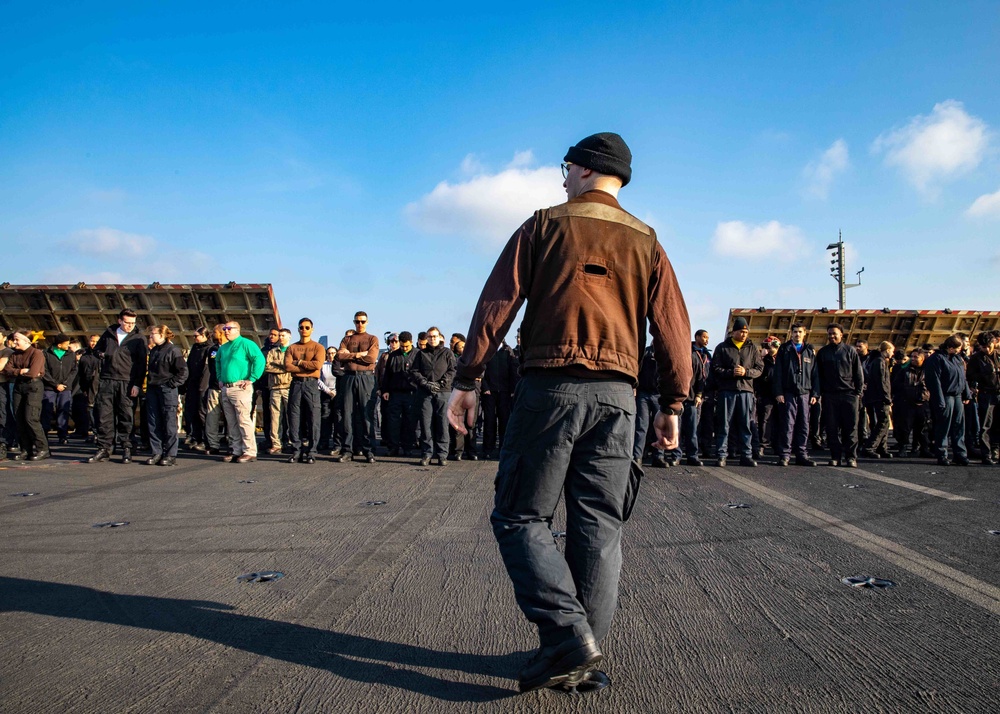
[2,2,999,345]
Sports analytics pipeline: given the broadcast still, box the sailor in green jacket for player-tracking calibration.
[216,321,266,462]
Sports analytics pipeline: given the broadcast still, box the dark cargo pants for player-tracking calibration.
[715,391,753,459]
[341,373,376,456]
[491,374,638,649]
[288,378,321,458]
[95,378,135,452]
[481,390,512,455]
[977,392,1000,456]
[824,393,859,462]
[932,395,967,461]
[776,392,811,460]
[680,401,700,459]
[418,390,449,459]
[863,402,892,453]
[41,389,73,439]
[386,391,418,452]
[632,390,662,462]
[147,385,180,458]
[13,381,47,456]
[894,401,929,454]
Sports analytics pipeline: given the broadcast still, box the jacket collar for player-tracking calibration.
[569,189,622,209]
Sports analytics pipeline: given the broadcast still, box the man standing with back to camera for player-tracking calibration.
[448,133,691,695]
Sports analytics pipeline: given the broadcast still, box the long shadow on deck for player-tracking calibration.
[1,576,516,703]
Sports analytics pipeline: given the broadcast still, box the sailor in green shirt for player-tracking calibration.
[216,321,266,462]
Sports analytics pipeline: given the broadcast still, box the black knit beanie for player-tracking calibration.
[564,132,632,186]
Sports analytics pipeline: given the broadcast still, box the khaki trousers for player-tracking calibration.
[221,383,256,457]
[269,388,289,448]
[205,388,223,449]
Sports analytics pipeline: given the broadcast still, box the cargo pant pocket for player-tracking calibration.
[622,459,644,522]
[494,454,521,512]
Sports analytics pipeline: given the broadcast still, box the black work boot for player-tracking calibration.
[88,448,111,463]
[121,447,132,464]
[518,634,603,693]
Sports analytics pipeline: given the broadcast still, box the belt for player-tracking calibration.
[222,382,246,387]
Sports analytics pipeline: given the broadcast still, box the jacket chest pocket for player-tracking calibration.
[576,257,615,284]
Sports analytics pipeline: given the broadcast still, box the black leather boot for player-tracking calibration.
[87,449,111,463]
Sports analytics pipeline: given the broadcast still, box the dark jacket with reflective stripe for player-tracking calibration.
[772,341,820,397]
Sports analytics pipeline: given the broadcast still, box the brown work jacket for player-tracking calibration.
[456,189,691,413]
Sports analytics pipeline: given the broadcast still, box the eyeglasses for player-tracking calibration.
[389,339,399,343]
[560,162,573,179]
[354,319,367,324]
[298,326,311,331]
[222,326,235,332]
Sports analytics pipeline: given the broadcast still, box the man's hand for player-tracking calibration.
[775,395,785,404]
[695,396,702,407]
[447,389,478,434]
[381,392,389,401]
[130,386,139,398]
[56,384,66,392]
[651,410,680,451]
[733,365,746,377]
[810,397,818,405]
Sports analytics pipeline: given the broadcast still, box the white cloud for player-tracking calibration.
[460,153,485,175]
[872,100,989,194]
[802,139,849,199]
[406,153,566,248]
[50,227,221,284]
[43,267,126,284]
[711,220,805,261]
[70,227,156,257]
[508,150,535,169]
[966,187,1000,219]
